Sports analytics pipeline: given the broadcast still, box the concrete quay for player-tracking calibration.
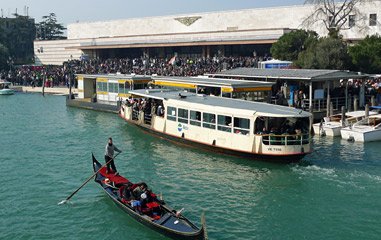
[14,86,78,95]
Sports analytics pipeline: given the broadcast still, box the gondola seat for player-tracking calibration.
[99,167,129,186]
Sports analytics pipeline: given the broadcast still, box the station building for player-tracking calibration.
[34,2,381,65]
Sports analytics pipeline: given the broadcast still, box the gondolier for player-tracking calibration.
[105,137,122,174]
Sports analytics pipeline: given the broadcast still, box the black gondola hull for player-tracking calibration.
[92,154,205,240]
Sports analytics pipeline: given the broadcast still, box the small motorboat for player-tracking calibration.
[0,81,15,95]
[313,110,377,137]
[340,113,381,142]
[92,154,207,240]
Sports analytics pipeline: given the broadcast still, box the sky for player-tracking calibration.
[0,0,306,26]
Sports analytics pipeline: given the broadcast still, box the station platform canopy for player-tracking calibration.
[152,76,275,93]
[76,73,151,82]
[207,68,367,82]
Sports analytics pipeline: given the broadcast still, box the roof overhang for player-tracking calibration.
[65,28,291,50]
[67,39,276,50]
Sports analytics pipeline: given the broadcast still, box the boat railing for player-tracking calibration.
[144,111,152,124]
[132,108,139,120]
[258,133,310,146]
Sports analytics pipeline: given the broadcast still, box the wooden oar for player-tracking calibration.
[58,152,121,205]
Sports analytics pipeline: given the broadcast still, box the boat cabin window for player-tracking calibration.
[254,116,310,145]
[234,118,250,135]
[255,117,309,135]
[97,82,107,92]
[203,113,216,129]
[222,92,232,98]
[134,83,148,90]
[167,106,177,121]
[178,108,189,124]
[119,82,131,94]
[190,110,201,126]
[108,83,118,93]
[217,115,232,132]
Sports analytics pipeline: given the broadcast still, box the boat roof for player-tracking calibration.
[0,81,11,84]
[153,76,274,88]
[129,89,311,118]
[207,68,367,82]
[75,73,151,80]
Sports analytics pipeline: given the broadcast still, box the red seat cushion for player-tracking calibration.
[99,167,129,185]
[146,202,160,209]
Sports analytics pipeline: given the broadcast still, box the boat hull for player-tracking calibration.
[341,127,381,142]
[0,89,15,95]
[123,116,307,163]
[312,123,342,137]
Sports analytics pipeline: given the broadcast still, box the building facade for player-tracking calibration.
[34,1,381,65]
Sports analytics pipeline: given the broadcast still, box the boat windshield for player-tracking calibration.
[355,116,381,127]
[0,82,11,89]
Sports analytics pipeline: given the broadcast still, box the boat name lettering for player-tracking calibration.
[267,147,282,152]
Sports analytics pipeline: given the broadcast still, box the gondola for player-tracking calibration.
[92,154,207,240]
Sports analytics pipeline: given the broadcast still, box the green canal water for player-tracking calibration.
[1,93,381,240]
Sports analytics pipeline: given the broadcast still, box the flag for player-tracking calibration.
[168,56,176,65]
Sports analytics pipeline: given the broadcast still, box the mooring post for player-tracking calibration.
[341,106,346,127]
[354,96,358,111]
[326,94,331,117]
[371,95,376,107]
[329,102,333,117]
[42,70,46,97]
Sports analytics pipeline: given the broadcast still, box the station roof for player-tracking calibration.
[207,68,367,82]
[128,89,311,118]
[76,73,151,80]
[153,76,274,89]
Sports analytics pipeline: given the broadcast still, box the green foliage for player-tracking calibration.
[0,43,10,70]
[4,14,36,64]
[36,13,66,40]
[270,29,318,61]
[349,35,381,74]
[298,37,351,70]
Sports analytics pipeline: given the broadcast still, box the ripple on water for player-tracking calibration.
[1,94,381,239]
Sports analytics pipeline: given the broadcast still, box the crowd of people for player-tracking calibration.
[1,55,380,105]
[0,56,260,87]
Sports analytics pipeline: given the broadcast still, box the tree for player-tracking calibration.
[298,37,351,69]
[349,35,381,73]
[270,29,318,61]
[36,13,66,40]
[0,43,10,70]
[303,0,369,38]
[4,14,36,64]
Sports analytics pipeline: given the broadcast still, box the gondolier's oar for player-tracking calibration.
[58,152,121,205]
